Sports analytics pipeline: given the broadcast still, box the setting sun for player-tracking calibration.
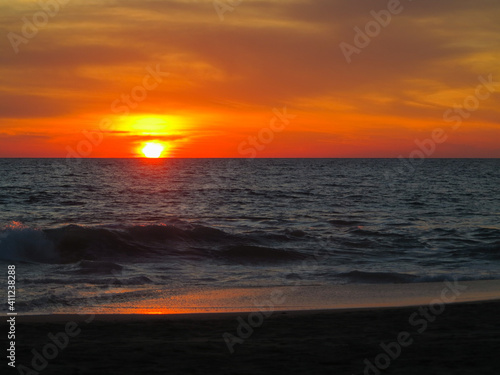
[141,142,165,158]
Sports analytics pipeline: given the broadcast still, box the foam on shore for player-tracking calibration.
[15,279,500,316]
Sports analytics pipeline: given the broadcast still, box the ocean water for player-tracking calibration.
[0,158,499,313]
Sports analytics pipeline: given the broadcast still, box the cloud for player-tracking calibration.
[120,134,187,142]
[0,0,499,156]
[0,132,51,140]
[0,94,73,118]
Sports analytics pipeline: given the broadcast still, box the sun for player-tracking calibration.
[141,142,165,158]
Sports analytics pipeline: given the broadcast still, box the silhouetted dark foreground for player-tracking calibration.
[5,300,500,375]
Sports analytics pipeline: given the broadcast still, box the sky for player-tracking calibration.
[0,0,499,158]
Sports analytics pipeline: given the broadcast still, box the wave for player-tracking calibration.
[22,275,154,286]
[62,260,124,275]
[0,223,307,264]
[329,219,363,227]
[1,222,499,275]
[335,270,418,284]
[217,245,308,264]
[445,240,500,260]
[14,287,158,311]
[0,225,58,263]
[333,270,500,284]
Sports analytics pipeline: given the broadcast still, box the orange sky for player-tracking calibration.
[0,0,499,158]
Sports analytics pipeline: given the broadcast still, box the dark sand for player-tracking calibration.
[4,300,500,375]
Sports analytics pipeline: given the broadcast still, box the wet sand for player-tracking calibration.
[5,299,500,375]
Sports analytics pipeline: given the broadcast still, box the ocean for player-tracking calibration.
[0,158,499,314]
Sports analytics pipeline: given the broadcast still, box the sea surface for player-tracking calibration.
[0,158,499,313]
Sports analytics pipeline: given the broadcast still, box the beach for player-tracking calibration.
[2,0,500,371]
[1,159,499,374]
[6,298,500,375]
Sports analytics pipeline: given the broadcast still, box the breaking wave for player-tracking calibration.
[0,223,308,264]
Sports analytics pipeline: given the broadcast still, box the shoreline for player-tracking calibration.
[9,295,500,323]
[5,299,500,374]
[8,279,500,317]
